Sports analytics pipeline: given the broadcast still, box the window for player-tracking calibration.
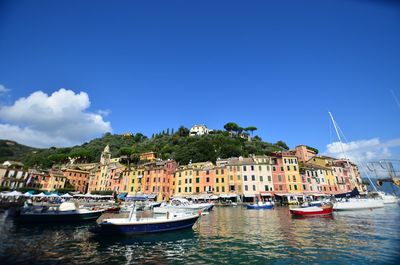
[196,187,200,193]
[303,185,306,190]
[267,166,270,171]
[252,185,256,191]
[221,169,224,174]
[237,175,241,180]
[230,175,233,181]
[268,176,271,182]
[289,185,292,191]
[245,185,248,191]
[221,178,224,183]
[206,170,209,175]
[216,187,219,192]
[185,187,187,192]
[259,166,262,171]
[294,166,297,171]
[260,176,263,182]
[280,167,284,171]
[131,187,134,192]
[293,176,296,182]
[278,175,282,182]
[216,178,219,183]
[244,175,248,181]
[251,166,254,171]
[216,170,219,175]
[196,171,199,176]
[265,185,269,191]
[243,166,247,171]
[206,177,210,182]
[251,175,255,181]
[287,166,290,171]
[279,185,283,191]
[272,166,276,171]
[196,178,200,183]
[222,186,225,192]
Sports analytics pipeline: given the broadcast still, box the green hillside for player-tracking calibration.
[0,125,290,168]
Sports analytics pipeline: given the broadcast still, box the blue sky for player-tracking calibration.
[0,0,399,161]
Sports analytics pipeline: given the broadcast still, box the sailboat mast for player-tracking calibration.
[328,112,351,168]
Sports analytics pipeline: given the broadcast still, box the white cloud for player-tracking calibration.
[324,137,400,163]
[0,84,10,94]
[0,88,112,147]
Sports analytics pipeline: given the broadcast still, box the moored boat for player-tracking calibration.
[153,198,212,214]
[333,198,384,211]
[290,202,333,216]
[17,202,104,223]
[246,201,274,209]
[90,209,201,235]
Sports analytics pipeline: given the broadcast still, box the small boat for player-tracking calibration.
[153,198,212,214]
[290,201,333,216]
[333,198,384,211]
[90,208,201,235]
[17,202,104,223]
[246,201,274,209]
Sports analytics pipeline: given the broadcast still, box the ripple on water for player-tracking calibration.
[0,206,400,264]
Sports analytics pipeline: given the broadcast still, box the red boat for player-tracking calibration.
[290,203,333,217]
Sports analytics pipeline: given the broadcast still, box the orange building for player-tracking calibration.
[62,168,90,193]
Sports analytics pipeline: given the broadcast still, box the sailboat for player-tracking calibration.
[328,112,384,211]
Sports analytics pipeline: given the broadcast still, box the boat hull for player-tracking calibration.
[17,210,104,223]
[92,215,200,235]
[333,199,384,211]
[290,207,333,216]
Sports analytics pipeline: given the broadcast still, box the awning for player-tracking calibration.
[126,195,148,201]
[219,194,238,198]
[147,194,157,199]
[274,193,304,197]
[243,194,256,198]
[260,192,274,196]
[117,192,128,199]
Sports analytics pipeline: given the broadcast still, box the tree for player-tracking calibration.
[275,140,289,150]
[224,122,240,135]
[166,128,170,135]
[177,126,189,137]
[245,126,257,136]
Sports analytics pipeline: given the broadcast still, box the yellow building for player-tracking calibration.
[282,154,303,193]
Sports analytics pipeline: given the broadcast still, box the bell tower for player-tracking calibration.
[100,145,111,165]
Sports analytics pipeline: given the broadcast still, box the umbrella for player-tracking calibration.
[47,193,60,198]
[4,191,22,197]
[23,192,33,197]
[61,193,73,198]
[33,192,47,197]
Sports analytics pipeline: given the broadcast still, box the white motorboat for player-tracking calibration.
[333,198,384,211]
[153,198,213,214]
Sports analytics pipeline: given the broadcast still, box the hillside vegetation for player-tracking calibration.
[0,123,290,168]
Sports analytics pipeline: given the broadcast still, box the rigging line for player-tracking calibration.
[390,89,400,110]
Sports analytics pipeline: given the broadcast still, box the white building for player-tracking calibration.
[189,124,210,136]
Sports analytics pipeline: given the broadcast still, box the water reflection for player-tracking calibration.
[0,206,399,264]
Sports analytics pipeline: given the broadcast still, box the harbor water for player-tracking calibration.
[0,205,399,264]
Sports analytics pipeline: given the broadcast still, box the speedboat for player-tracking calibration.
[333,198,384,211]
[153,198,212,214]
[17,202,104,223]
[246,201,274,209]
[90,208,201,235]
[290,201,333,216]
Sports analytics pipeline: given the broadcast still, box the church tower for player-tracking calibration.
[100,145,111,165]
